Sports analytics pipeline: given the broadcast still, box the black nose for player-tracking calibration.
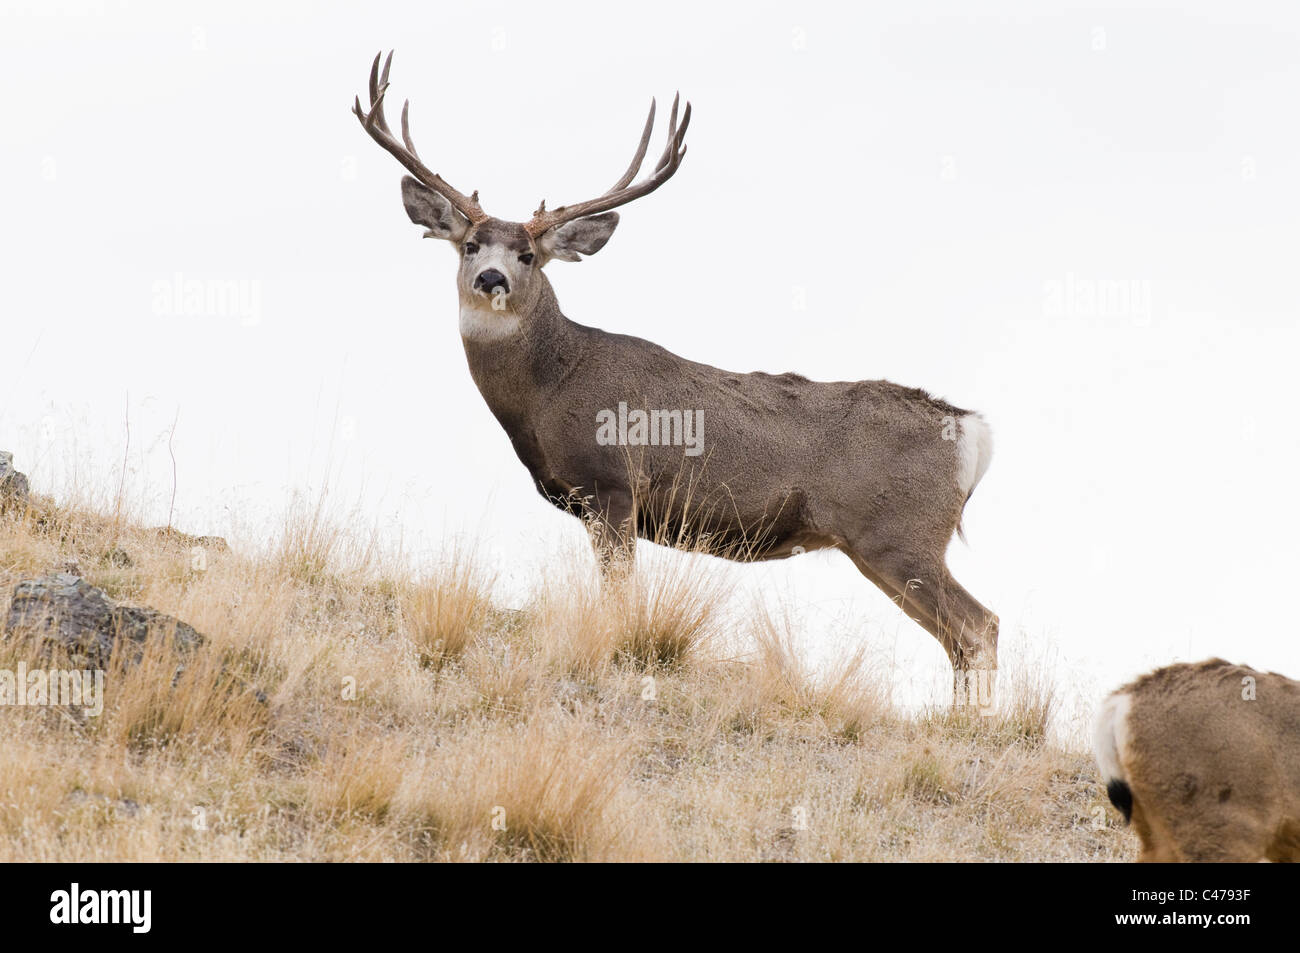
[475,269,509,294]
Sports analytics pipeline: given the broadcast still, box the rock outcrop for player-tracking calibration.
[0,450,30,512]
[3,572,205,668]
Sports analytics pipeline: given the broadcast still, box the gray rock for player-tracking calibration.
[0,450,30,511]
[3,572,205,667]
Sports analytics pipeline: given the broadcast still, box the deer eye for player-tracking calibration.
[463,242,479,256]
[518,253,534,266]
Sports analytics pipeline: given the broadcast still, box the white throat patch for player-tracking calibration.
[459,301,522,342]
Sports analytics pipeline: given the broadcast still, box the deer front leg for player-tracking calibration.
[585,489,637,581]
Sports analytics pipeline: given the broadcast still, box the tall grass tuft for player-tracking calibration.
[610,550,730,670]
[403,545,497,670]
[738,605,887,740]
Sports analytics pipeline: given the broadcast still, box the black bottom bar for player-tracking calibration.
[0,861,1287,941]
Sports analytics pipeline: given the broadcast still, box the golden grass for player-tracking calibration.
[403,545,496,670]
[0,492,1131,862]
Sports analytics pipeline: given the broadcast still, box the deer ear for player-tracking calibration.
[401,176,469,243]
[537,212,620,263]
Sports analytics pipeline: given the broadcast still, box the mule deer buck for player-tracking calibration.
[353,52,999,681]
[1094,658,1300,862]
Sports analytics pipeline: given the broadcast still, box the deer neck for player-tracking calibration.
[458,273,582,426]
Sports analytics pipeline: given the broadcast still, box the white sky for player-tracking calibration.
[2,0,1298,725]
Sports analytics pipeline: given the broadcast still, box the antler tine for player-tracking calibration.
[366,50,381,106]
[365,51,395,135]
[605,98,657,194]
[653,94,679,173]
[536,99,657,217]
[655,95,690,173]
[353,51,487,224]
[525,94,693,237]
[400,100,418,158]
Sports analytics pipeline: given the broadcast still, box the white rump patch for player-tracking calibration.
[1092,691,1132,785]
[956,413,994,499]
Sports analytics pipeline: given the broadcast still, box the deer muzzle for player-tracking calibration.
[474,269,509,295]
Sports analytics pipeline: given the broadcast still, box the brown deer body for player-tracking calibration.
[354,53,999,678]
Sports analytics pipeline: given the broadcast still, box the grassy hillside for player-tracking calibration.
[0,493,1130,861]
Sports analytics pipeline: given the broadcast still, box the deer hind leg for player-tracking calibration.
[842,545,998,682]
[933,568,999,674]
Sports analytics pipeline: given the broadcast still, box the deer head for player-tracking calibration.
[353,52,690,328]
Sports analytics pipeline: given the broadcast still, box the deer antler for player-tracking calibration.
[524,93,692,238]
[353,51,488,225]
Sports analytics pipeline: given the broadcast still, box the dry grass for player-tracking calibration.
[403,545,496,670]
[0,493,1132,862]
